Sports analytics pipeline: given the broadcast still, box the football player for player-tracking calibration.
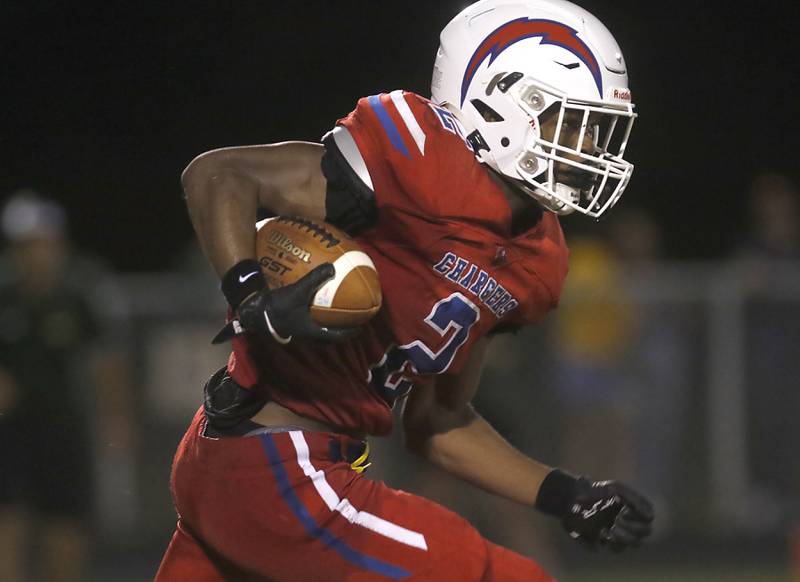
[156,0,653,580]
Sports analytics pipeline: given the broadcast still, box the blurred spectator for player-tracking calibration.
[739,172,799,260]
[0,190,135,582]
[548,236,636,481]
[536,211,694,538]
[608,207,691,535]
[476,331,564,576]
[735,172,800,515]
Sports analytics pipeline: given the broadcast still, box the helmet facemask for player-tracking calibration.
[464,72,636,218]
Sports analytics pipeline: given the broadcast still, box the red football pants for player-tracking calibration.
[155,407,554,582]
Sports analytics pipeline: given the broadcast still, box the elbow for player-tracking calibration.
[181,147,259,203]
[403,424,451,470]
[180,155,200,194]
[403,432,431,460]
[181,148,257,217]
[181,149,221,202]
[402,414,435,458]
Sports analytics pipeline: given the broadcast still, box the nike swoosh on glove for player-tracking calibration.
[213,263,358,344]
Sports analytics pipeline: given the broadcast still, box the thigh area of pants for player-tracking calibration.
[172,424,548,581]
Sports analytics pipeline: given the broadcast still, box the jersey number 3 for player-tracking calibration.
[369,292,480,405]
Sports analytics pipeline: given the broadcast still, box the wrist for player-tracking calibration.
[221,259,266,309]
[535,468,579,518]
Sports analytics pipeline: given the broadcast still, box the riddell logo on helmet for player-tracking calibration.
[267,231,311,263]
[610,87,631,101]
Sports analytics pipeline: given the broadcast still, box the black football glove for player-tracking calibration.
[536,469,654,552]
[213,263,357,344]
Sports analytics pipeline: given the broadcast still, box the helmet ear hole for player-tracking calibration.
[470,99,505,122]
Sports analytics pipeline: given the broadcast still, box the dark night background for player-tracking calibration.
[3,1,799,271]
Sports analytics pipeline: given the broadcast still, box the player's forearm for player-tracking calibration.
[183,157,261,277]
[409,408,552,507]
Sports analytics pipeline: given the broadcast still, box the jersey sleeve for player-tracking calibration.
[330,91,509,225]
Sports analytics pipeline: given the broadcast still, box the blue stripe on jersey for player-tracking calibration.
[367,94,410,158]
[259,433,410,580]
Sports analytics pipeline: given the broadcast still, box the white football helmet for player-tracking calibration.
[431,0,636,217]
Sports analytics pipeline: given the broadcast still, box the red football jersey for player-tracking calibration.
[227,91,569,436]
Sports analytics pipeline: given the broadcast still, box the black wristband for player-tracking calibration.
[535,469,579,518]
[221,259,266,309]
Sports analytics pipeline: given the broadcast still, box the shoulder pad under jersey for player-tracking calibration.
[322,125,374,193]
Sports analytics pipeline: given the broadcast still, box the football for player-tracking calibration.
[255,216,382,327]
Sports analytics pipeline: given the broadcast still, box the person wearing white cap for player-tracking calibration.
[0,190,106,582]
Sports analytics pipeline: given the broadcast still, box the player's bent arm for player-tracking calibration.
[402,336,553,507]
[183,142,353,344]
[403,338,656,550]
[182,141,328,277]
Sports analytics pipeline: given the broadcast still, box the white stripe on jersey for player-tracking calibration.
[288,431,429,551]
[390,90,426,155]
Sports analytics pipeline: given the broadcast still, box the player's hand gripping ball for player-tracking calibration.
[256,216,382,327]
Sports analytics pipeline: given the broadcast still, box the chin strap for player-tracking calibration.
[552,183,581,214]
[512,179,577,216]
